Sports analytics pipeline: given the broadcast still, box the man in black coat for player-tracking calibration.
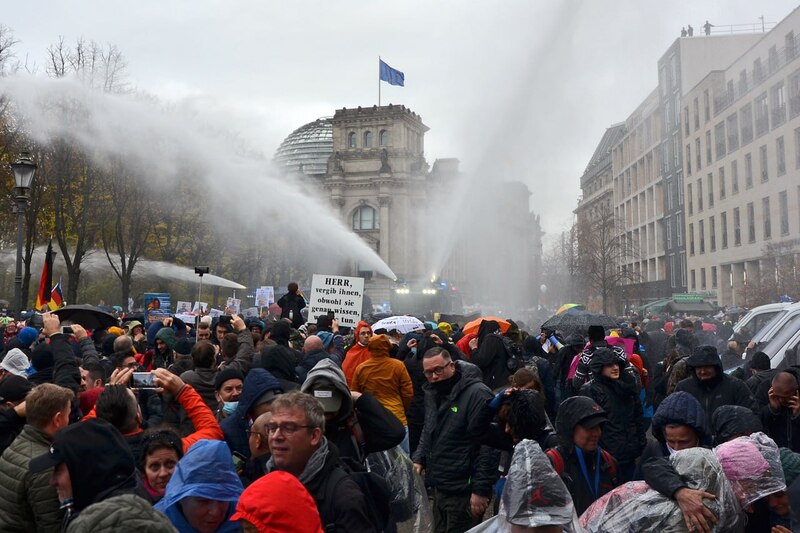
[277,282,306,329]
[673,345,757,416]
[761,370,800,452]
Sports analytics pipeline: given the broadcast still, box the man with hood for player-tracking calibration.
[639,391,719,532]
[674,344,757,416]
[572,325,633,392]
[711,404,763,444]
[412,346,496,532]
[342,320,372,386]
[546,396,618,515]
[155,439,243,533]
[351,334,413,452]
[301,358,404,463]
[471,319,515,390]
[138,326,176,371]
[221,368,284,459]
[29,418,143,531]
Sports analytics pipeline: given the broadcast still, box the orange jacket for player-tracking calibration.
[342,321,372,386]
[83,384,223,452]
[351,335,413,425]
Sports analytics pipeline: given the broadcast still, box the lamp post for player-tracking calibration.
[11,152,37,319]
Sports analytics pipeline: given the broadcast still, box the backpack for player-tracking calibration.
[501,335,523,372]
[545,446,617,481]
[321,458,392,533]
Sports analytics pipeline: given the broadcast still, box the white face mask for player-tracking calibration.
[666,443,678,456]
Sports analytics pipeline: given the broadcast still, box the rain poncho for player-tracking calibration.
[580,448,741,533]
[365,446,433,532]
[155,440,243,533]
[713,432,786,508]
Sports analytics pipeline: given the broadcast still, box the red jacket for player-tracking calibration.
[232,471,323,532]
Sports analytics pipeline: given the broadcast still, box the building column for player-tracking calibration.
[378,196,391,266]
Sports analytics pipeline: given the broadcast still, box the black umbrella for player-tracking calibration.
[541,310,618,335]
[53,304,119,330]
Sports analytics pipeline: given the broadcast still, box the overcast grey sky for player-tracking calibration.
[4,0,799,239]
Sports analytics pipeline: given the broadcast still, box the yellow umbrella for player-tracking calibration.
[556,303,585,315]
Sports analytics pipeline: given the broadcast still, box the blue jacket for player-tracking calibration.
[155,440,243,532]
[221,368,283,458]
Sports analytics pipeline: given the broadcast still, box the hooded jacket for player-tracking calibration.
[65,494,176,533]
[155,440,243,533]
[673,345,757,416]
[301,358,404,462]
[711,404,763,444]
[412,360,496,497]
[471,320,513,390]
[572,341,632,392]
[341,321,372,387]
[580,349,646,463]
[351,335,413,426]
[221,369,284,459]
[231,471,323,533]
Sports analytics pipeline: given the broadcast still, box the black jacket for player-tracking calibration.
[413,361,496,496]
[277,292,306,329]
[471,321,512,390]
[673,352,757,417]
[579,351,646,463]
[761,403,800,452]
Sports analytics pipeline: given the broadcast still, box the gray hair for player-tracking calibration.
[270,391,325,433]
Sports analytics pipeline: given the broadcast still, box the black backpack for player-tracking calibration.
[501,335,523,372]
[320,457,392,532]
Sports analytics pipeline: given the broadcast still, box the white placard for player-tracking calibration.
[226,297,241,314]
[209,308,224,318]
[243,307,259,318]
[175,301,193,314]
[255,286,274,307]
[192,301,208,313]
[308,274,364,328]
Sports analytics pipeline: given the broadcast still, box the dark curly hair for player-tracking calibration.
[506,389,547,442]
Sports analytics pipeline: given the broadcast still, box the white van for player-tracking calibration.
[758,312,800,369]
[732,302,793,340]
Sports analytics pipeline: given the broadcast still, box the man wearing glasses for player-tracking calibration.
[265,391,376,532]
[413,347,496,532]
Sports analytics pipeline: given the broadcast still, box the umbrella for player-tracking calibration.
[372,316,425,334]
[462,316,511,336]
[53,304,119,330]
[556,303,585,315]
[540,310,618,335]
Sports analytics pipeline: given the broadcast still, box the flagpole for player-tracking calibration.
[378,56,381,106]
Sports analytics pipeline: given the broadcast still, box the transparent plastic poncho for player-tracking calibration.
[365,446,433,532]
[580,448,742,533]
[467,439,582,533]
[713,432,786,508]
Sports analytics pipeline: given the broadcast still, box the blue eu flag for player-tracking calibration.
[379,59,405,87]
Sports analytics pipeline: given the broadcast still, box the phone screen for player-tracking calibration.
[219,315,232,326]
[132,372,157,389]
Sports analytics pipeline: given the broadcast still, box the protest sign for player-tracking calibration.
[144,293,171,324]
[175,301,193,314]
[226,297,241,314]
[243,307,259,318]
[307,274,364,328]
[192,301,208,314]
[255,286,274,307]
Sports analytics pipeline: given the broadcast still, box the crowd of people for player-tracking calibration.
[0,286,799,532]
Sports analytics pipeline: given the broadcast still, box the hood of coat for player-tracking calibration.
[301,358,353,425]
[368,334,392,359]
[235,368,284,418]
[231,471,323,533]
[155,327,177,351]
[354,321,372,345]
[711,405,763,444]
[554,396,607,448]
[651,391,710,445]
[587,347,621,376]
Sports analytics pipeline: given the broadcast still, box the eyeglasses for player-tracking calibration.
[122,363,138,370]
[423,362,453,378]
[246,430,268,439]
[265,422,315,435]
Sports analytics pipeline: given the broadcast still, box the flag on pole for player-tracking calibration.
[49,279,64,310]
[379,59,405,86]
[35,240,55,311]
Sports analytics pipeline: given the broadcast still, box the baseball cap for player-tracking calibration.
[0,374,32,403]
[312,385,343,414]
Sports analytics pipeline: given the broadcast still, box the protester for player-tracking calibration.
[230,470,323,533]
[277,282,306,329]
[221,368,284,459]
[217,314,255,374]
[0,348,30,378]
[257,320,300,391]
[762,371,800,452]
[240,411,272,486]
[674,345,757,416]
[295,335,332,383]
[180,340,222,417]
[341,320,373,385]
[572,325,632,391]
[471,319,515,390]
[213,368,244,421]
[0,374,32,454]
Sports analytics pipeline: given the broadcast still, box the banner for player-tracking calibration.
[144,292,171,324]
[308,274,364,328]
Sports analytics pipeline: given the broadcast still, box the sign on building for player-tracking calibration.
[307,274,365,328]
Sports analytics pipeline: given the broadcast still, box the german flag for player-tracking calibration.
[35,241,55,311]
[49,280,64,310]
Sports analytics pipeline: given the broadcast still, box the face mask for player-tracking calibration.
[222,401,238,415]
[666,443,678,456]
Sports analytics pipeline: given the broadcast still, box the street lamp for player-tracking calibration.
[11,152,36,319]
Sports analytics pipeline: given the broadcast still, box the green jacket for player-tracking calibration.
[0,424,63,532]
[66,494,177,533]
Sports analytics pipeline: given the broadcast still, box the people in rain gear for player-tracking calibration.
[155,439,243,533]
[221,368,284,459]
[301,358,404,462]
[580,347,646,482]
[673,344,758,416]
[547,396,618,515]
[29,418,144,531]
[711,404,763,444]
[64,493,177,533]
[341,321,372,386]
[257,320,300,391]
[231,469,323,533]
[471,319,515,390]
[572,325,633,392]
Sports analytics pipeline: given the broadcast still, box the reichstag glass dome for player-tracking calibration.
[274,118,333,176]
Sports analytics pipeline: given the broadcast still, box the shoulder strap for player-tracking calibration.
[346,411,367,465]
[600,449,617,479]
[545,448,564,475]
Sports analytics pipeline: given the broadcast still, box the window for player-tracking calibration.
[687,182,693,215]
[715,122,726,159]
[777,136,786,175]
[759,144,768,182]
[786,31,795,60]
[697,178,703,212]
[790,70,800,118]
[379,130,389,146]
[739,69,748,96]
[721,211,728,248]
[689,222,695,255]
[733,207,741,246]
[712,266,718,289]
[691,270,697,291]
[348,132,357,148]
[795,128,800,168]
[755,93,769,137]
[707,174,714,208]
[754,57,764,82]
[704,89,710,122]
[732,160,739,194]
[699,219,705,254]
[352,205,378,230]
[745,153,753,188]
[700,268,706,289]
[747,202,756,243]
[727,113,739,151]
[740,104,754,145]
[719,166,726,199]
[680,252,687,286]
[696,138,702,170]
[676,216,683,245]
[705,131,712,165]
[666,218,673,249]
[780,190,790,235]
[667,180,674,210]
[686,144,692,175]
[363,131,373,148]
[684,108,690,136]
[669,254,676,288]
[693,97,700,130]
[772,83,786,126]
[769,46,779,73]
[672,133,679,167]
[710,215,716,251]
[763,197,771,239]
[678,176,684,207]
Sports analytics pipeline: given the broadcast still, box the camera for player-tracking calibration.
[60,325,74,336]
[194,266,210,275]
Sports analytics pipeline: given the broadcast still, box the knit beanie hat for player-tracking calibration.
[0,374,32,403]
[214,368,245,391]
[17,326,39,347]
[31,344,54,371]
[750,351,770,371]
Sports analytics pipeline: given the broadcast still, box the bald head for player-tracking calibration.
[773,371,799,391]
[304,335,324,354]
[249,411,273,458]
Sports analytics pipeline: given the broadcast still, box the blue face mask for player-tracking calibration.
[222,401,238,415]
